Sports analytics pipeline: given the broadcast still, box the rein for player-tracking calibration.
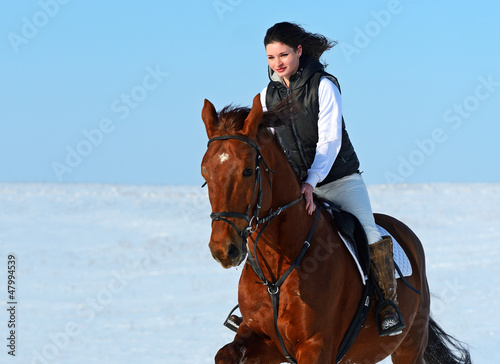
[206,134,317,363]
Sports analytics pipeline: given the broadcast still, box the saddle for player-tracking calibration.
[223,198,409,362]
[316,197,371,279]
[315,197,373,362]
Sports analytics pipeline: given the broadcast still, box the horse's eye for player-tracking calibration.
[242,168,254,177]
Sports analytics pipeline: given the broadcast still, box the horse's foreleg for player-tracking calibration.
[215,323,284,364]
[295,339,333,364]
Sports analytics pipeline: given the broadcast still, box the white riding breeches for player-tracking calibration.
[314,173,382,245]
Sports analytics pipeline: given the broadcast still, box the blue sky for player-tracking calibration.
[1,1,499,186]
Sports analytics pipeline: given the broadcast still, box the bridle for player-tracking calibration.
[207,135,302,240]
[205,134,317,364]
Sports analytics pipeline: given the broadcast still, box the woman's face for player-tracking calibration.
[266,42,302,86]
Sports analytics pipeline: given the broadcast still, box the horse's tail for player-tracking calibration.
[423,316,471,363]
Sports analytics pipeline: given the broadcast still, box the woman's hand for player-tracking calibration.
[301,183,316,215]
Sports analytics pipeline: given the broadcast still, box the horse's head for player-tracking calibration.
[201,95,273,268]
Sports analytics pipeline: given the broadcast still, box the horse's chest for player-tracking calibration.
[240,281,306,337]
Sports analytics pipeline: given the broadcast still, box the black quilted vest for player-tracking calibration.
[265,56,360,186]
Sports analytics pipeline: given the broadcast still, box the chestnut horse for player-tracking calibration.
[201,95,471,363]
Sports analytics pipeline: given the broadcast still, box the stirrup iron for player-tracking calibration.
[223,304,241,333]
[375,299,406,336]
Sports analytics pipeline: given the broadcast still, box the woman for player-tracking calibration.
[261,22,404,337]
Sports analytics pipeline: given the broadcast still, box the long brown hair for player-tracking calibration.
[263,22,336,60]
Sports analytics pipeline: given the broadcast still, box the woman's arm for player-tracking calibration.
[260,87,268,112]
[304,77,343,188]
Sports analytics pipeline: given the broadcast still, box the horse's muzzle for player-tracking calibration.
[209,239,247,268]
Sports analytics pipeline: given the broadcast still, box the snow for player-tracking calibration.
[0,182,498,363]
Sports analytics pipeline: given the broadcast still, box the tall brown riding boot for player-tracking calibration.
[369,236,406,336]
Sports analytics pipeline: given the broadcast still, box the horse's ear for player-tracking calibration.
[201,99,218,138]
[242,94,263,138]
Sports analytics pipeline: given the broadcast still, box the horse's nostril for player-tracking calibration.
[227,244,240,260]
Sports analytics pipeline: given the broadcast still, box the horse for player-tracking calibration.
[201,94,471,363]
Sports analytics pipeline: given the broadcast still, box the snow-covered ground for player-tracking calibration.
[0,183,498,363]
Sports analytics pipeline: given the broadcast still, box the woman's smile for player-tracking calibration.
[266,42,302,86]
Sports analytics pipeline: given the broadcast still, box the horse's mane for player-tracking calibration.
[215,106,249,133]
[216,100,303,188]
[216,98,296,134]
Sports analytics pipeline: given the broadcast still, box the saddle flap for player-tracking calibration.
[332,209,371,278]
[316,197,371,279]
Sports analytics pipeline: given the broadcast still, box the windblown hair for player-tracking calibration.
[264,22,337,60]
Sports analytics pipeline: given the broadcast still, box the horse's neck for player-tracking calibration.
[262,138,303,208]
[253,142,316,275]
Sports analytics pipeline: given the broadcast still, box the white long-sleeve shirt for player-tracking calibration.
[261,77,343,188]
